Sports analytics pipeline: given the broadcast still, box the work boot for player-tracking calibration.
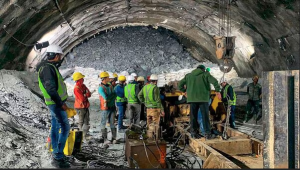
[98,129,107,143]
[51,157,70,168]
[205,134,216,140]
[82,125,91,141]
[111,128,117,144]
[118,128,126,133]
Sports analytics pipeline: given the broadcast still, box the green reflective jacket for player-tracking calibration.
[125,84,139,104]
[223,84,236,106]
[138,83,163,110]
[38,63,68,105]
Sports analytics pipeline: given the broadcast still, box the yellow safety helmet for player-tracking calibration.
[118,75,126,81]
[113,73,118,78]
[72,72,85,81]
[99,71,109,78]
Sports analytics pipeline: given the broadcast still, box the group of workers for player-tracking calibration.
[37,44,165,168]
[37,44,262,168]
[178,64,262,139]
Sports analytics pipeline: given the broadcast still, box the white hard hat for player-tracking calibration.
[220,77,227,84]
[46,44,63,54]
[131,73,137,77]
[150,74,158,80]
[127,75,135,82]
[109,72,114,79]
[178,95,183,101]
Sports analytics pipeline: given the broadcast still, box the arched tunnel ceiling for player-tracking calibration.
[0,0,299,77]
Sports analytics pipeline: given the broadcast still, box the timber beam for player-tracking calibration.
[175,125,241,169]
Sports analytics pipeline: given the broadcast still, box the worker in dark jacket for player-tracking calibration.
[37,44,70,168]
[220,79,237,129]
[178,65,221,139]
[114,75,128,133]
[244,75,262,123]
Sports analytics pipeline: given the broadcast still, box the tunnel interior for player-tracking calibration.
[0,0,299,169]
[0,0,299,77]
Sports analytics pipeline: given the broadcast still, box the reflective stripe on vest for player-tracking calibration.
[223,85,236,106]
[143,84,160,108]
[116,85,126,103]
[38,63,68,105]
[125,84,138,103]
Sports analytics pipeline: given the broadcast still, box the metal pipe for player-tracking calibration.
[288,76,295,168]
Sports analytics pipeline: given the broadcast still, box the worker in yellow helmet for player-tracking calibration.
[72,72,92,141]
[113,73,118,80]
[114,75,128,133]
[98,71,117,144]
[108,72,117,87]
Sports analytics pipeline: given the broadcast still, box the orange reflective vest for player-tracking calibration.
[99,84,113,110]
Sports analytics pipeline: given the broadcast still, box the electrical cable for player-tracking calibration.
[54,0,74,32]
[2,26,35,47]
[142,138,161,168]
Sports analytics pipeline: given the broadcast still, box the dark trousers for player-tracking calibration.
[224,104,236,128]
[117,104,126,129]
[245,100,260,121]
[190,102,211,135]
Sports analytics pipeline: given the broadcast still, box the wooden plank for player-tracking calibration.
[216,123,264,156]
[175,125,241,169]
[204,138,252,155]
[251,138,263,156]
[216,124,249,138]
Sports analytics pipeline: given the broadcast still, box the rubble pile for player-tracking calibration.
[61,26,199,76]
[0,70,51,168]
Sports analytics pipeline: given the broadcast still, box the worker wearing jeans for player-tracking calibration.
[178,65,221,139]
[48,104,70,160]
[37,44,70,168]
[114,75,128,133]
[98,71,117,144]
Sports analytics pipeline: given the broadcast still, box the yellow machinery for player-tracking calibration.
[45,108,83,156]
[164,90,226,123]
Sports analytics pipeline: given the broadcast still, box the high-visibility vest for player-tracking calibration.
[116,84,127,103]
[143,84,161,108]
[38,63,68,105]
[99,84,113,110]
[125,84,139,104]
[223,85,236,106]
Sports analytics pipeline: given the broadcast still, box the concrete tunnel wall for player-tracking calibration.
[0,0,299,77]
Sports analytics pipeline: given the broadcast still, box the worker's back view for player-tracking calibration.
[178,65,221,139]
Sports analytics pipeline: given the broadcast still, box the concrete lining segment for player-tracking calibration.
[263,70,300,168]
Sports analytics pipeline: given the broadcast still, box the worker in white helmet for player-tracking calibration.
[124,75,142,127]
[37,44,70,168]
[131,73,138,84]
[138,74,165,140]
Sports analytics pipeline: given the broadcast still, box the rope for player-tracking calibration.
[222,95,231,139]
